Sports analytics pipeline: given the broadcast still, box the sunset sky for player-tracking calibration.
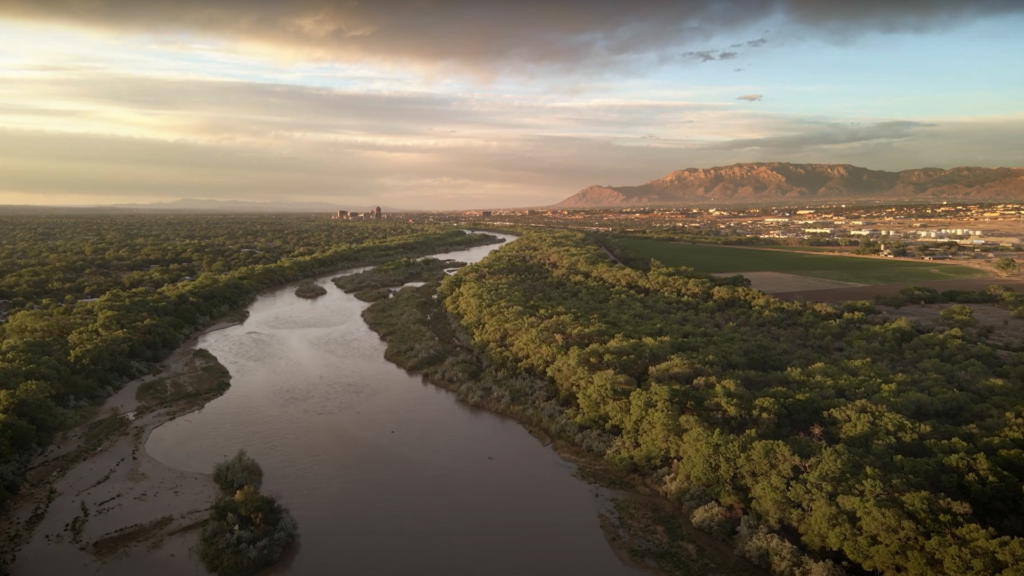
[1,1,1022,209]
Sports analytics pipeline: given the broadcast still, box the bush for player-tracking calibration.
[690,501,738,537]
[736,516,845,576]
[898,286,942,304]
[941,289,997,304]
[839,300,878,315]
[994,257,1019,276]
[199,486,298,576]
[940,304,977,329]
[212,449,263,493]
[295,280,327,299]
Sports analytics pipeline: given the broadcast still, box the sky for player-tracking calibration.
[0,1,1022,209]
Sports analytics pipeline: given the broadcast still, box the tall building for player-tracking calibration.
[375,206,382,220]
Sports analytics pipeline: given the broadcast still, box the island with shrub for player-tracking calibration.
[295,279,328,299]
[200,450,298,576]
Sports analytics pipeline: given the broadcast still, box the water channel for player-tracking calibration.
[146,233,650,576]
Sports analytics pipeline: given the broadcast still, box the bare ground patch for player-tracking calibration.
[3,342,233,576]
[879,303,1024,350]
[773,278,1024,302]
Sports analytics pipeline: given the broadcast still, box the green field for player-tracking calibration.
[752,245,855,253]
[621,239,989,284]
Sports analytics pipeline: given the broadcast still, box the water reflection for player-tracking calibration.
[147,233,648,576]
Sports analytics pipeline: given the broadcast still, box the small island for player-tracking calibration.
[333,257,467,302]
[295,279,328,299]
[200,450,298,576]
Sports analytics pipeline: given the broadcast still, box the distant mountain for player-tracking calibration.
[110,198,413,213]
[555,163,1024,207]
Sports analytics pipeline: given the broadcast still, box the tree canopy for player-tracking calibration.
[0,214,496,510]
[440,230,1024,576]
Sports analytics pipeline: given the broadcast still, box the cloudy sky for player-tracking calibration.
[1,1,1022,209]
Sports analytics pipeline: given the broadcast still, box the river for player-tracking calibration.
[146,233,650,576]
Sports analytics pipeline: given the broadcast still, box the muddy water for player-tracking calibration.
[147,234,648,576]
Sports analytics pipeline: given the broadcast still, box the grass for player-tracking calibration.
[622,239,989,285]
[606,497,708,576]
[751,245,855,253]
[136,349,230,407]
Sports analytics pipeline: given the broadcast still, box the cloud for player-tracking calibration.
[746,38,768,47]
[0,1,1019,71]
[737,94,763,101]
[713,120,932,151]
[1,69,1020,207]
[718,51,739,60]
[683,50,720,62]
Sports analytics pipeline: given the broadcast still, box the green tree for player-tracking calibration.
[994,257,1019,276]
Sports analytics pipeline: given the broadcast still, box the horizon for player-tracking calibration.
[5,160,1024,213]
[1,2,1023,209]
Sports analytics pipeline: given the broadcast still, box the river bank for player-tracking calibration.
[360,275,765,576]
[0,232,509,576]
[142,233,656,576]
[3,326,236,576]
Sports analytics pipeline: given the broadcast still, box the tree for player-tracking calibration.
[212,449,263,493]
[994,257,1019,276]
[856,238,881,255]
[939,304,976,329]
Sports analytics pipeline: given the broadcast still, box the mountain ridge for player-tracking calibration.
[555,162,1024,207]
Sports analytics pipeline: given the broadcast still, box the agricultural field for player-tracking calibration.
[621,239,989,286]
[750,245,857,253]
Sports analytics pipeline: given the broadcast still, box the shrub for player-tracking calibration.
[736,516,845,576]
[994,257,1019,276]
[940,304,977,329]
[295,280,327,299]
[212,449,263,493]
[199,486,298,576]
[690,501,737,537]
[941,289,997,304]
[898,286,942,304]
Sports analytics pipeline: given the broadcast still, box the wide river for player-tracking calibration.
[147,233,650,576]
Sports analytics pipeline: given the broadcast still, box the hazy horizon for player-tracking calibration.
[1,1,1023,210]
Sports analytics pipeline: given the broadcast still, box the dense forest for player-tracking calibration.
[369,230,1024,576]
[0,213,499,510]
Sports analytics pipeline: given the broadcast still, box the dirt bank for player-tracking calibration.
[773,277,1024,302]
[3,328,237,576]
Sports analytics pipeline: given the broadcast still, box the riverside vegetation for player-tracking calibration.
[295,280,328,299]
[363,230,1024,576]
[200,450,297,576]
[332,256,471,301]
[0,213,501,515]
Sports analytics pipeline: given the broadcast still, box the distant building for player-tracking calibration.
[375,206,382,220]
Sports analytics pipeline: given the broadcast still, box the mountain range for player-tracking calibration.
[555,163,1024,207]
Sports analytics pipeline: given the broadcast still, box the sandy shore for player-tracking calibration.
[4,321,242,576]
